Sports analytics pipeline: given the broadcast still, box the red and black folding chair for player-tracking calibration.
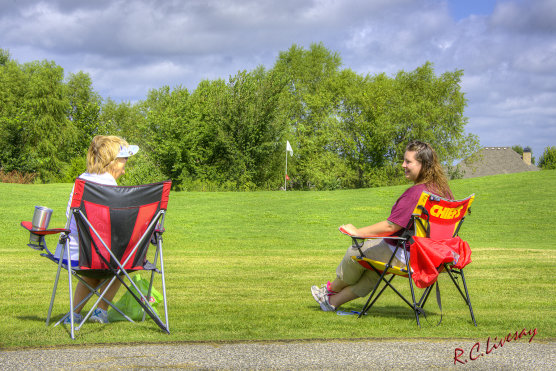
[21,179,172,339]
[340,191,476,326]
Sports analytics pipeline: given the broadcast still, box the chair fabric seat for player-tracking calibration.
[41,253,159,278]
[352,256,409,277]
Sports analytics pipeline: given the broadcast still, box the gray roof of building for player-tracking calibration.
[456,147,539,178]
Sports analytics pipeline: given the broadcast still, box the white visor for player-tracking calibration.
[117,145,139,158]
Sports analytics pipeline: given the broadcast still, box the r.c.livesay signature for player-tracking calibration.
[454,328,538,365]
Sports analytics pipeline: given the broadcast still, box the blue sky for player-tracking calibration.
[1,0,554,160]
[447,0,499,19]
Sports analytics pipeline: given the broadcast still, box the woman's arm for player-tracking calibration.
[340,220,402,237]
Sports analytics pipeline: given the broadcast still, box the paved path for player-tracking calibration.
[2,339,555,370]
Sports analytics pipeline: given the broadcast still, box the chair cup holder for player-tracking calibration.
[28,233,45,250]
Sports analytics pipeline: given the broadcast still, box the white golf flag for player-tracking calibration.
[286,141,293,156]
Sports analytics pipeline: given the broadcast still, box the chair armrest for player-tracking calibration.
[20,221,69,235]
[338,226,406,240]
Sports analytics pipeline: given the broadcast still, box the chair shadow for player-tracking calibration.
[17,314,109,337]
[309,303,441,322]
[17,315,45,323]
[345,305,416,319]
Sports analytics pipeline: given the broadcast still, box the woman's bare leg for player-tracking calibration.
[329,286,359,308]
[72,277,122,312]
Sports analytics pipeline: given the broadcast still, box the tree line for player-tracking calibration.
[1,43,484,190]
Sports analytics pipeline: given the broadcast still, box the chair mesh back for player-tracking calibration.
[412,192,474,239]
[71,179,172,271]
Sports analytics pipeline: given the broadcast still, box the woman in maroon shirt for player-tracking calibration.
[311,141,453,311]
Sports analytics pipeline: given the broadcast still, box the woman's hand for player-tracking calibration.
[340,224,358,235]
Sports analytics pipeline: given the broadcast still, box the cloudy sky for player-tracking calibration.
[1,0,555,159]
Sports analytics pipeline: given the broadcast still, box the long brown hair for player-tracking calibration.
[406,140,452,199]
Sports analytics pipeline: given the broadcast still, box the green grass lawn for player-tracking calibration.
[1,170,555,348]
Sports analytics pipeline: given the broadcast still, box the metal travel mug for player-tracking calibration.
[32,206,53,230]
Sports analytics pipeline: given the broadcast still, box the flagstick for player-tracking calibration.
[285,148,288,191]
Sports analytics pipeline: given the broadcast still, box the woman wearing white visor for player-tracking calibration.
[54,135,139,324]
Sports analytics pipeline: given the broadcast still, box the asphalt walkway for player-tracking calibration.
[1,339,555,370]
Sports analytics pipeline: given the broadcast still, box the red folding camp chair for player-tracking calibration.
[340,191,476,326]
[21,179,172,339]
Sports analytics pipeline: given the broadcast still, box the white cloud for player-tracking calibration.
[1,0,555,157]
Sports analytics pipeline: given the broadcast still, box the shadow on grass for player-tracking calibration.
[17,314,111,338]
[16,315,76,337]
[17,315,46,323]
[328,304,443,322]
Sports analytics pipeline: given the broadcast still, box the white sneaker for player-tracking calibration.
[63,312,83,324]
[89,308,109,324]
[311,284,336,312]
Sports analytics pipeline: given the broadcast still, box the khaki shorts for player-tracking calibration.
[335,238,406,298]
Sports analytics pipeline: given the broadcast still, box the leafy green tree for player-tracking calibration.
[272,43,347,189]
[336,70,400,187]
[0,45,481,189]
[56,71,107,181]
[99,98,134,138]
[386,63,480,166]
[538,146,556,170]
[138,84,194,187]
[512,145,535,165]
[99,97,165,185]
[0,55,72,181]
[137,65,293,191]
[142,68,290,190]
[0,49,10,65]
[0,51,24,171]
[512,145,524,156]
[218,67,290,189]
[65,71,104,156]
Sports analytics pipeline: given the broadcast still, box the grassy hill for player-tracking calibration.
[1,170,554,347]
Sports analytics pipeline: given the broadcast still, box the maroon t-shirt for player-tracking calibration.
[386,183,428,246]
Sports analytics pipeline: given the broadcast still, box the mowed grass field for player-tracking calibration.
[0,170,554,348]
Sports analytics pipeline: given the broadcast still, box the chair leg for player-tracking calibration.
[143,270,156,323]
[66,246,75,339]
[47,253,65,326]
[359,263,393,318]
[403,247,422,327]
[141,233,169,331]
[80,275,119,325]
[158,239,169,332]
[57,276,134,328]
[360,243,408,318]
[406,268,421,327]
[459,270,477,326]
[58,290,94,326]
[359,268,419,319]
[143,237,160,323]
[82,277,134,322]
[85,217,169,333]
[359,274,395,317]
[445,266,477,326]
[106,265,169,333]
[418,284,434,309]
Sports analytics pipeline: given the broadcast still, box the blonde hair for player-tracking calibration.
[406,140,452,199]
[86,135,129,174]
